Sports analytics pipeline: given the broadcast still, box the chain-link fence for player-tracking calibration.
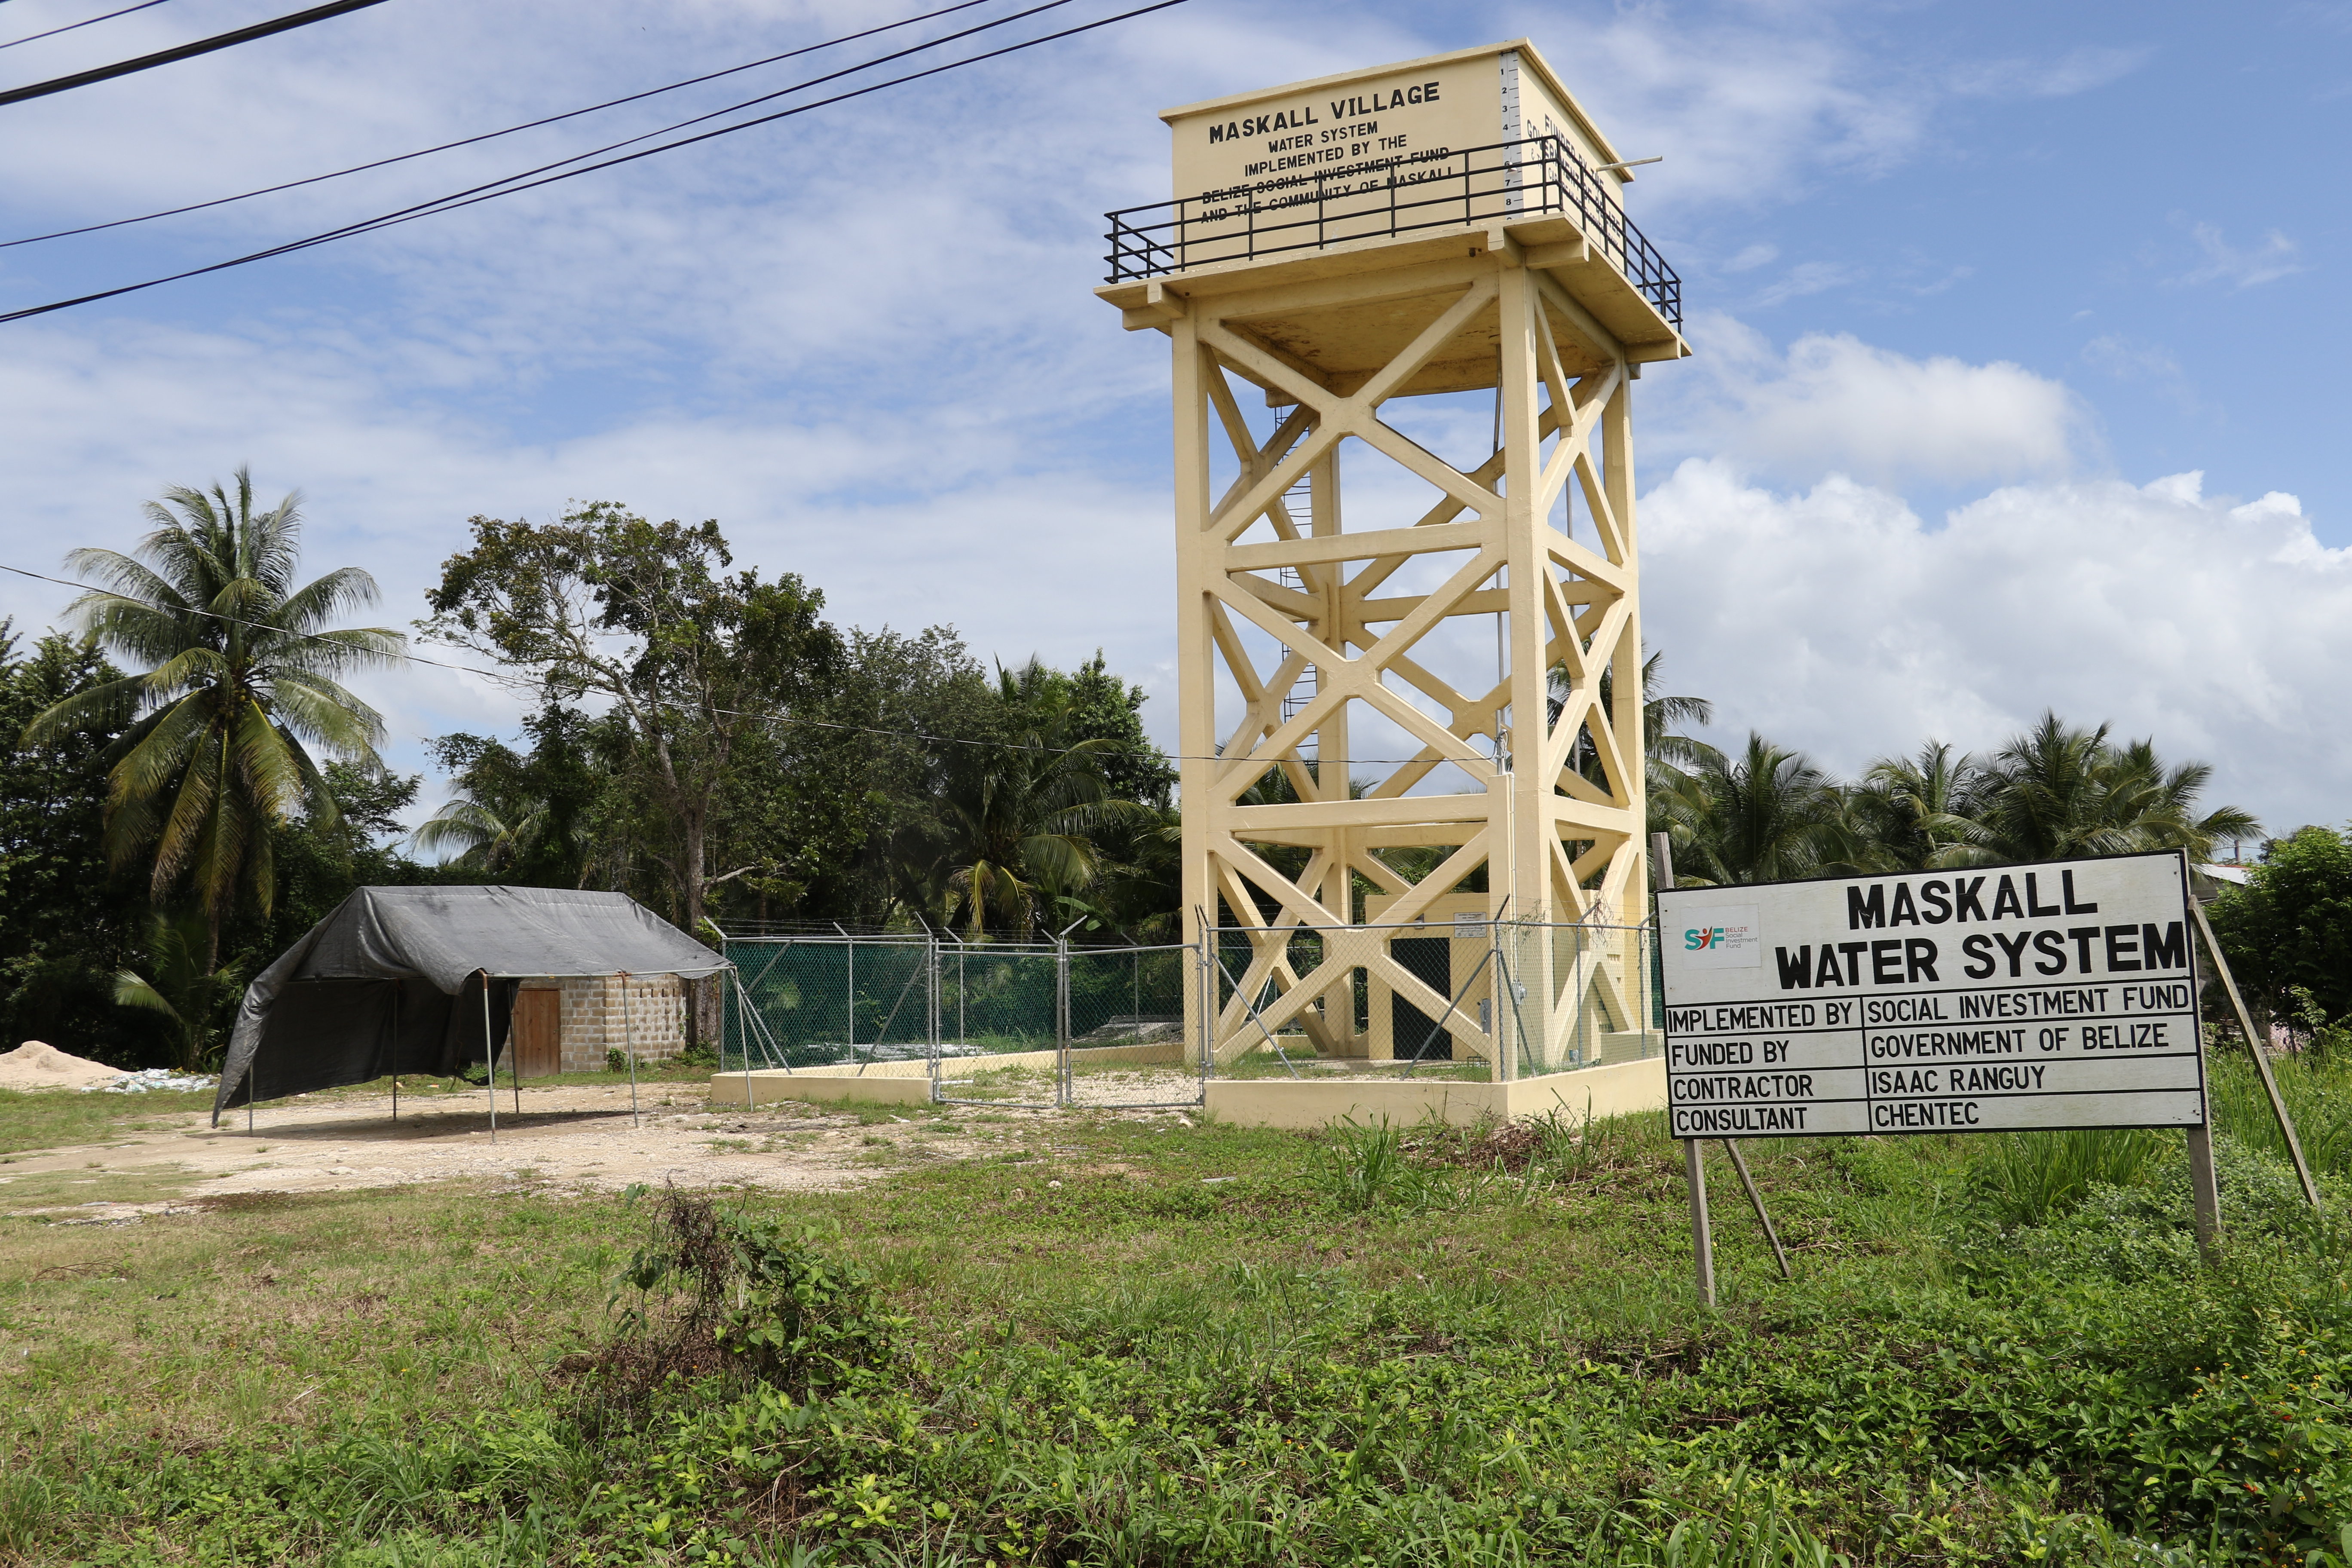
[1208,917,1660,1081]
[715,921,1655,1102]
[721,935,932,1070]
[718,933,1209,1108]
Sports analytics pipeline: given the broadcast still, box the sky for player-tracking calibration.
[0,0,2344,844]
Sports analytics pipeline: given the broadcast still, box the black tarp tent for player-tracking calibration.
[213,885,726,1125]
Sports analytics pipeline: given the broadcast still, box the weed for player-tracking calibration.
[569,1188,900,1420]
[1316,1115,1443,1214]
[1967,1127,2163,1225]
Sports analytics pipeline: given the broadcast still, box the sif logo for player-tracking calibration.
[1669,905,1761,969]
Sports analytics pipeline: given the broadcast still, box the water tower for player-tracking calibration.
[1098,41,1686,1076]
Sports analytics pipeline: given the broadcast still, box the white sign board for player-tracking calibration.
[1657,851,2205,1139]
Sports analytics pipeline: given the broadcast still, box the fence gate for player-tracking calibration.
[930,940,1061,1107]
[1061,943,1208,1109]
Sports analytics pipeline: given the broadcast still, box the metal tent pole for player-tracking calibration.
[483,971,497,1147]
[510,984,523,1119]
[623,971,639,1128]
[390,984,400,1124]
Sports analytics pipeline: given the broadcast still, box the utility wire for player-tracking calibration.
[0,558,1487,770]
[0,0,389,107]
[2,0,1005,249]
[0,0,175,53]
[0,0,1178,322]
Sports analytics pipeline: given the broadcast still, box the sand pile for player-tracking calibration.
[0,1041,125,1091]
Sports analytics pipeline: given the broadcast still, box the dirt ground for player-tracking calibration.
[0,1080,1200,1223]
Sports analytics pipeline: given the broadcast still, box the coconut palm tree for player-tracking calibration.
[932,668,1158,940]
[1654,732,1844,887]
[1963,713,2260,866]
[1842,741,1994,872]
[1552,647,1714,790]
[410,708,600,884]
[21,469,403,966]
[936,734,1157,939]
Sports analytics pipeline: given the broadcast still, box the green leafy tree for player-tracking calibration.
[423,505,839,943]
[1065,651,1176,810]
[721,624,995,930]
[2208,825,2352,1036]
[0,624,155,1063]
[226,760,430,976]
[20,469,403,968]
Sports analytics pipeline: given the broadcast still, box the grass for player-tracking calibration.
[1966,1125,2165,1225]
[3,1051,2352,1563]
[0,1087,214,1158]
[2209,1046,2352,1178]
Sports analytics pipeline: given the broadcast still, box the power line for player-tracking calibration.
[0,0,390,107]
[2,0,1008,250]
[0,557,1480,770]
[0,0,1179,322]
[0,0,176,54]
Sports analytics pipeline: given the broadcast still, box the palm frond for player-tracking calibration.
[113,971,184,1023]
[272,567,383,637]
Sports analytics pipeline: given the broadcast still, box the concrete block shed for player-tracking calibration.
[213,885,723,1123]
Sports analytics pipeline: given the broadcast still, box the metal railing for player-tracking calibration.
[1104,134,1681,331]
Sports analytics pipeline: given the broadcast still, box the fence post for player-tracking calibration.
[927,935,942,1105]
[737,965,754,1108]
[1197,941,1213,1097]
[1056,937,1072,1106]
[1494,915,1513,1082]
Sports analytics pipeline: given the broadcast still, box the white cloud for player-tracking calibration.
[2081,334,2201,416]
[1667,316,2082,487]
[0,312,1177,822]
[1746,260,1865,308]
[2174,220,2304,289]
[1516,10,1932,213]
[1640,459,2352,833]
[1950,45,2153,99]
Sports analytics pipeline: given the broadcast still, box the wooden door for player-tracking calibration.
[513,988,561,1078]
